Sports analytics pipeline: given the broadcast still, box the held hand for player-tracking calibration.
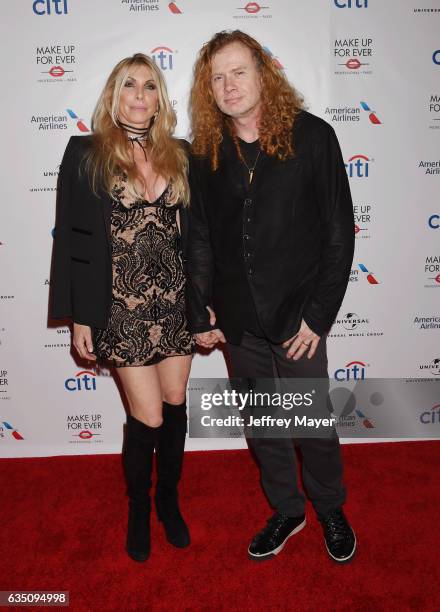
[73,323,97,362]
[206,305,216,326]
[195,329,226,349]
[282,319,320,361]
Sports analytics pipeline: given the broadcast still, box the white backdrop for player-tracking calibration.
[1,0,439,457]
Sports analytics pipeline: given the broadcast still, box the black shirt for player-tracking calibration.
[186,111,355,345]
[237,137,265,338]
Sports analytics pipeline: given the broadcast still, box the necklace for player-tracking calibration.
[241,149,261,184]
[117,120,150,162]
[117,119,150,139]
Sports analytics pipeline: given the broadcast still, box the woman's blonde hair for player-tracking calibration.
[190,30,304,171]
[86,53,189,205]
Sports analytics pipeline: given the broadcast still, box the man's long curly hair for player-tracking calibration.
[190,30,304,170]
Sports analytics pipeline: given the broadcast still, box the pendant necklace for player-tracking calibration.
[241,149,261,184]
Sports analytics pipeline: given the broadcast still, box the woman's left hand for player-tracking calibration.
[73,323,97,362]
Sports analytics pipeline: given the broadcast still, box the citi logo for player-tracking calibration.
[151,47,174,71]
[33,0,68,14]
[360,101,381,124]
[65,370,97,392]
[263,47,284,69]
[428,214,440,229]
[334,0,368,7]
[1,421,24,440]
[420,404,440,424]
[66,109,89,132]
[334,360,367,381]
[345,154,370,178]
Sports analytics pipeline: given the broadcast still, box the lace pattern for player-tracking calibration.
[93,178,194,366]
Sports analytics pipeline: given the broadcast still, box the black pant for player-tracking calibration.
[226,331,346,519]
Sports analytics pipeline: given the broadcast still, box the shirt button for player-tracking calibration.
[244,198,252,206]
[248,268,253,275]
[244,234,250,240]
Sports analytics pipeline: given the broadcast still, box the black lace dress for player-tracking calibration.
[93,178,194,367]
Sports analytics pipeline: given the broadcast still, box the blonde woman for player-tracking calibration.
[51,53,194,561]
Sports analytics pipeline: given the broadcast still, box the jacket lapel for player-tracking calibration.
[99,189,112,256]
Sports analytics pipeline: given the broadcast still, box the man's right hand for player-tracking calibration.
[195,305,226,348]
[195,329,226,349]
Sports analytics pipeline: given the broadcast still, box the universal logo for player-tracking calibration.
[329,313,383,340]
[29,164,60,193]
[419,358,440,376]
[44,325,71,349]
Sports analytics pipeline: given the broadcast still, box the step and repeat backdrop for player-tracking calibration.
[1,0,439,456]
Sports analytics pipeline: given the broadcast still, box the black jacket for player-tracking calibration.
[50,135,189,328]
[186,110,355,344]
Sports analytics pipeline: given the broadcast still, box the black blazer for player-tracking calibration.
[186,110,355,344]
[50,135,189,328]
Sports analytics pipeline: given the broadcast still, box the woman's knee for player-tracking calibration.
[163,389,186,406]
[131,411,163,428]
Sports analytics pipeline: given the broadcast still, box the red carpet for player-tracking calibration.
[1,441,439,611]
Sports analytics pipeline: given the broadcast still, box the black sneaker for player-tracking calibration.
[320,508,356,563]
[248,512,306,561]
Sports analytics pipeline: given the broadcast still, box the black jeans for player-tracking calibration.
[226,331,346,519]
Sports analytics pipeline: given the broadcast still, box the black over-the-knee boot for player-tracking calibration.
[123,415,158,562]
[155,401,190,548]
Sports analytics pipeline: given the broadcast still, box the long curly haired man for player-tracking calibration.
[190,30,304,170]
[186,30,357,566]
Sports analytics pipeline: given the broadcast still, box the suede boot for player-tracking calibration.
[123,415,158,561]
[155,401,190,548]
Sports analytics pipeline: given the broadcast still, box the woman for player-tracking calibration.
[50,53,194,562]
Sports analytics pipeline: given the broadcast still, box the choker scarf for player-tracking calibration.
[117,120,150,162]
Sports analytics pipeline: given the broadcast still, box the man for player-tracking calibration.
[187,30,356,563]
